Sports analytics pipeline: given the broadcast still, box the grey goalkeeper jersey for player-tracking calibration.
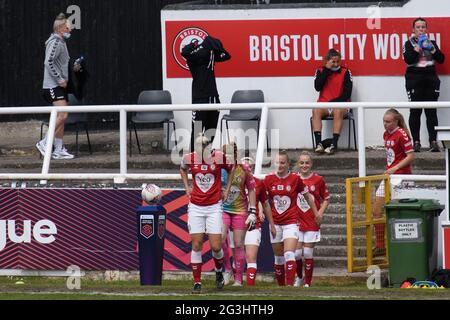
[43,33,70,89]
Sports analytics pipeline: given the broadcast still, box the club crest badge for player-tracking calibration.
[140,215,154,239]
[158,215,166,239]
[172,27,209,70]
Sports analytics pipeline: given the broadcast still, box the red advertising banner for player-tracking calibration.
[165,17,450,78]
[444,227,450,269]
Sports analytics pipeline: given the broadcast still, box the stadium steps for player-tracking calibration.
[0,122,446,272]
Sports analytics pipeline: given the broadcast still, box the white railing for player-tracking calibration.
[0,101,448,183]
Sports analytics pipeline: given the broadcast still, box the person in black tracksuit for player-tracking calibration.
[403,18,445,152]
[182,36,231,152]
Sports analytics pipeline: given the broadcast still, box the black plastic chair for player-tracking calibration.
[309,109,357,150]
[130,90,177,156]
[40,94,91,157]
[220,90,269,150]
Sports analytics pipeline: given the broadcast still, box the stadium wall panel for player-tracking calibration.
[0,188,274,272]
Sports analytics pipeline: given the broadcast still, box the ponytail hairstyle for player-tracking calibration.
[194,133,211,158]
[325,48,341,61]
[222,141,238,165]
[384,108,411,139]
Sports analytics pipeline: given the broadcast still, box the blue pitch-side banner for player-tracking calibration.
[0,188,274,272]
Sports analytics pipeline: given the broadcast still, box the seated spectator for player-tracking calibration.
[312,49,353,155]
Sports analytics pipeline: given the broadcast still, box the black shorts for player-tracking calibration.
[42,86,68,104]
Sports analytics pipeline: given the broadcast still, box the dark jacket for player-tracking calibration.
[67,57,89,101]
[403,36,445,75]
[181,36,231,100]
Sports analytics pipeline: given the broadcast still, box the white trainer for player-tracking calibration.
[232,281,242,287]
[52,147,74,160]
[223,271,233,286]
[304,283,310,288]
[314,143,325,154]
[294,277,304,287]
[36,141,47,157]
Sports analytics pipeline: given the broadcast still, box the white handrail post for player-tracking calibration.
[118,109,127,183]
[255,105,269,176]
[40,109,58,184]
[357,106,366,177]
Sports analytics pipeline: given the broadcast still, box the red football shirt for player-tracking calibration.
[297,173,330,232]
[181,150,232,206]
[254,177,268,229]
[264,172,308,225]
[384,127,413,174]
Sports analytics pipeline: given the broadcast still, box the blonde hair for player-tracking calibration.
[53,13,69,32]
[277,149,289,162]
[195,133,210,147]
[385,108,411,138]
[241,157,255,166]
[298,150,313,163]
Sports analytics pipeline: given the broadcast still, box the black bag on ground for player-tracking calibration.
[428,268,450,288]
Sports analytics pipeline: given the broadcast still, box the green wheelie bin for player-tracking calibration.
[384,198,444,287]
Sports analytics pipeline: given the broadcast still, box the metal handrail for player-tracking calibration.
[0,101,448,183]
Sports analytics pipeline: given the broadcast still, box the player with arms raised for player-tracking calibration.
[180,134,234,294]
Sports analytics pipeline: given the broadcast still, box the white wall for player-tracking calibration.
[162,0,450,149]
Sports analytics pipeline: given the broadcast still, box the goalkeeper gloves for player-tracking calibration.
[418,34,434,51]
[246,207,257,231]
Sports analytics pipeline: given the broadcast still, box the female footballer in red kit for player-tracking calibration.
[264,150,319,286]
[180,134,234,294]
[294,151,330,287]
[372,109,414,256]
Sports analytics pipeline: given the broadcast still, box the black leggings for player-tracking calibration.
[190,96,220,152]
[405,72,440,143]
[409,108,438,143]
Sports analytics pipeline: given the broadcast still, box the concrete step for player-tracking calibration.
[314,245,347,257]
[323,213,346,224]
[320,223,347,235]
[319,235,366,246]
[322,203,346,214]
[328,193,346,204]
[314,245,375,258]
[313,256,348,268]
